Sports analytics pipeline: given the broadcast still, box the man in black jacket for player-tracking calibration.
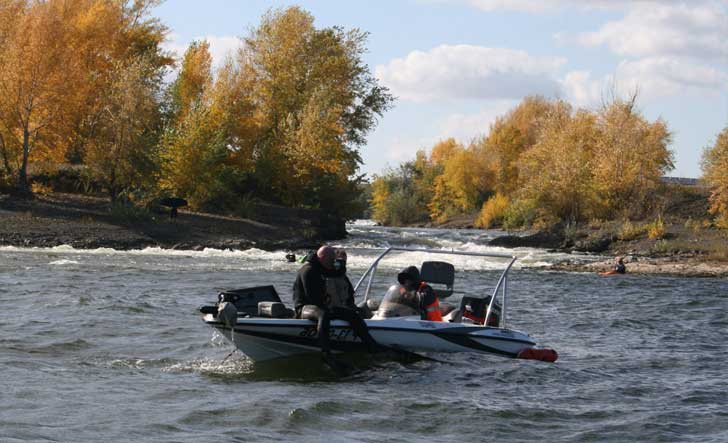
[293,246,378,366]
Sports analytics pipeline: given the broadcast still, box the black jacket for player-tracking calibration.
[293,254,327,313]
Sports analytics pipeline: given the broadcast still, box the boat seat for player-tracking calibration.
[448,296,501,326]
[420,261,455,298]
[257,301,293,318]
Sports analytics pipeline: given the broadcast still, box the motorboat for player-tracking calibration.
[199,248,558,363]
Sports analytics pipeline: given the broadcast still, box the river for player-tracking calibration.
[1,223,726,442]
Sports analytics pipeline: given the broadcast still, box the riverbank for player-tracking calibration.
[0,192,343,251]
[551,255,728,278]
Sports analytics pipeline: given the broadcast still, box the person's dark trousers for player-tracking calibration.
[301,305,378,353]
[328,306,378,352]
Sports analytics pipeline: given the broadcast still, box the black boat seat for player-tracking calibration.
[420,261,455,298]
[447,296,501,326]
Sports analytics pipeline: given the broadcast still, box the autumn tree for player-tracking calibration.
[160,41,240,210]
[84,57,163,201]
[702,126,728,227]
[0,0,170,192]
[476,95,555,196]
[166,40,213,122]
[370,162,430,226]
[591,96,673,217]
[0,0,74,192]
[239,6,393,214]
[428,142,495,222]
[517,105,600,224]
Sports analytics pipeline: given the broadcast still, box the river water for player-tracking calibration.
[1,223,726,442]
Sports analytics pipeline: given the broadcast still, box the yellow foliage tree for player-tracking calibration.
[702,126,728,227]
[429,138,460,165]
[168,40,212,121]
[476,95,556,196]
[475,193,509,228]
[239,6,392,211]
[0,0,170,192]
[428,142,495,222]
[370,176,392,224]
[0,0,75,191]
[591,96,673,217]
[517,107,600,224]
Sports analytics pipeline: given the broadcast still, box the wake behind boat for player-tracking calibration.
[199,248,558,363]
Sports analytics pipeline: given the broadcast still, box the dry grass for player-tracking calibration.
[618,219,646,241]
[647,216,667,240]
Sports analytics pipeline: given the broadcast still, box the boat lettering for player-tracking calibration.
[298,327,355,341]
[333,329,351,340]
[419,321,437,328]
[299,326,318,337]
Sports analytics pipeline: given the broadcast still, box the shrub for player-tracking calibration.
[30,182,53,195]
[501,198,537,230]
[618,219,646,241]
[475,193,509,228]
[109,202,154,224]
[647,216,667,240]
[715,215,728,230]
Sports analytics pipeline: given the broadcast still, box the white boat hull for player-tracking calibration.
[204,315,536,362]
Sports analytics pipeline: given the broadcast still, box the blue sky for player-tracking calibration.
[155,0,728,179]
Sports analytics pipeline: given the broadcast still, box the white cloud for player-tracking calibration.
[579,2,728,60]
[561,57,728,106]
[614,57,728,99]
[438,101,517,140]
[375,45,566,103]
[561,70,604,107]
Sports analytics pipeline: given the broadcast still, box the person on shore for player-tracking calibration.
[292,246,379,369]
[600,257,626,276]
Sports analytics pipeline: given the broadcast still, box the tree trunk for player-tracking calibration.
[18,128,30,193]
[0,133,12,176]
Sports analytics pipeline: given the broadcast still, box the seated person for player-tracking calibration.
[325,248,356,310]
[293,246,379,359]
[376,266,442,321]
[600,257,626,276]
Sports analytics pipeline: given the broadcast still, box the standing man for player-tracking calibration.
[293,246,379,368]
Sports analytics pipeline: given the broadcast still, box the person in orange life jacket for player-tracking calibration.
[293,246,379,360]
[397,266,442,321]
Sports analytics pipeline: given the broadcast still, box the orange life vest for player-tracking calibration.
[420,282,442,321]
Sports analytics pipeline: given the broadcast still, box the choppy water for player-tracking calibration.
[1,223,727,442]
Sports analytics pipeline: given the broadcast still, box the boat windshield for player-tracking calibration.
[375,284,421,318]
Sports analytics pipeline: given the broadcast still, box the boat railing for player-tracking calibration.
[352,247,517,329]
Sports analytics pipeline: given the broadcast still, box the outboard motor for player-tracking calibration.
[217,302,238,328]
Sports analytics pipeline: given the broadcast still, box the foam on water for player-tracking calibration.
[49,259,81,266]
[1,222,599,274]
